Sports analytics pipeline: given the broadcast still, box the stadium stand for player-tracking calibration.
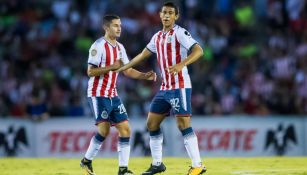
[0,0,307,118]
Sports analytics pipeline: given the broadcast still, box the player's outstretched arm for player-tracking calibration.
[116,48,152,72]
[87,60,121,77]
[123,69,157,81]
[167,44,203,75]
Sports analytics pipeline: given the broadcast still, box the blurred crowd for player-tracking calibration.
[1,0,307,120]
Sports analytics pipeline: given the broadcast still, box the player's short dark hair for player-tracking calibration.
[162,1,179,15]
[102,14,120,27]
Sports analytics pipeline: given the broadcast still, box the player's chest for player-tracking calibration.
[156,34,175,47]
[99,46,121,64]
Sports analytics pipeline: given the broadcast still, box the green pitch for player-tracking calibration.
[1,157,307,175]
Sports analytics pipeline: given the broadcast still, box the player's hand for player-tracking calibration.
[110,60,122,71]
[144,70,157,81]
[167,62,184,75]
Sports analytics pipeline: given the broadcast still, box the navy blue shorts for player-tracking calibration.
[88,96,128,125]
[150,88,192,117]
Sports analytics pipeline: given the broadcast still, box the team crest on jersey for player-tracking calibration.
[91,49,97,56]
[101,110,108,119]
[167,36,172,43]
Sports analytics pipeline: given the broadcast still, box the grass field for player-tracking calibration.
[1,157,307,175]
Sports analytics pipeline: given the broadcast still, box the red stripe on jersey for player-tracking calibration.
[156,32,166,90]
[161,34,169,90]
[100,43,111,96]
[167,29,175,89]
[108,46,117,96]
[155,32,163,72]
[91,63,101,96]
[155,32,164,89]
[175,36,184,88]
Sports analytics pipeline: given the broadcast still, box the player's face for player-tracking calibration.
[106,19,121,38]
[160,6,178,28]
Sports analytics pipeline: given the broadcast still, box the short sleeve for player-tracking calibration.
[146,34,157,53]
[176,28,197,50]
[87,43,101,66]
[119,45,130,64]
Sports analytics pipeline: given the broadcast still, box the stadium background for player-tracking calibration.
[1,0,307,159]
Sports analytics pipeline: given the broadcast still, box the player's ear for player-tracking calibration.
[102,23,109,32]
[175,14,179,20]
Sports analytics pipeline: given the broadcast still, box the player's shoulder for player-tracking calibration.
[174,25,191,36]
[93,37,105,46]
[116,41,124,48]
[154,30,162,36]
[151,31,163,39]
[116,41,127,52]
[89,37,106,53]
[174,24,186,31]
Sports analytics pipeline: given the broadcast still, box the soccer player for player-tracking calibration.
[116,2,206,175]
[80,15,157,175]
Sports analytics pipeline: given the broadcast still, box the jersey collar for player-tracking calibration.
[162,24,177,34]
[102,37,118,48]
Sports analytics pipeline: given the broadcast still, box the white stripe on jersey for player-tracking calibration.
[171,33,179,89]
[164,32,171,89]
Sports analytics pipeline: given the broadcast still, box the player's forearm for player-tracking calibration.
[119,48,151,71]
[182,44,203,66]
[121,53,145,71]
[87,67,112,77]
[123,68,147,79]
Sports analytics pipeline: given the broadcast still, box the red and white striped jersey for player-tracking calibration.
[87,37,129,97]
[146,25,198,90]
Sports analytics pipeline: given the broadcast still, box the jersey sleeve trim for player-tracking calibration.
[146,46,155,53]
[88,62,99,67]
[188,43,198,52]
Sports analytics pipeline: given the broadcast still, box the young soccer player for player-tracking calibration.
[116,2,206,175]
[81,14,156,175]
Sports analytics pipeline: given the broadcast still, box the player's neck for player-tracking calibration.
[162,24,175,32]
[104,34,117,45]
